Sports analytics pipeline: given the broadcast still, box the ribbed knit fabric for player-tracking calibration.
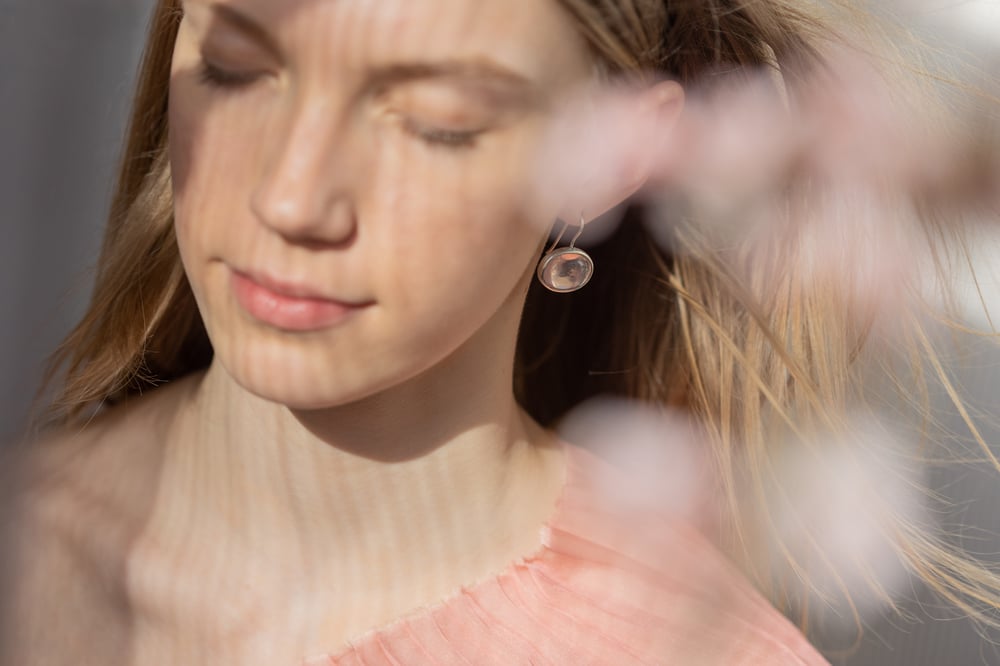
[303,441,829,665]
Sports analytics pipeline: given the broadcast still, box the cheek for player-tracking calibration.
[365,137,546,321]
[168,82,270,278]
[166,80,199,209]
[169,66,546,328]
[168,86,209,297]
[171,103,256,209]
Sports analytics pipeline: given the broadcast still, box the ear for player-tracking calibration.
[556,79,685,224]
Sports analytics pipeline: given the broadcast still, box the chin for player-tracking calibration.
[209,332,387,410]
[201,300,475,412]
[229,364,381,411]
[240,380,354,411]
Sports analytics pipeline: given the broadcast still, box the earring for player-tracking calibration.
[536,213,594,293]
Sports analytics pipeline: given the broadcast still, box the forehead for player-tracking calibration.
[181,0,593,86]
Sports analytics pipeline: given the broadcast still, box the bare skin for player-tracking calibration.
[2,3,578,665]
[2,0,684,662]
[4,364,566,665]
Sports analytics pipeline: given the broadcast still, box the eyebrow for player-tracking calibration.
[203,2,546,109]
[207,3,283,60]
[366,61,546,109]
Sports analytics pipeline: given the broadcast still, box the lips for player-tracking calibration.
[230,268,371,332]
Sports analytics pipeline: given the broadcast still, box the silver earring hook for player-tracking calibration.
[568,212,587,249]
[544,213,587,255]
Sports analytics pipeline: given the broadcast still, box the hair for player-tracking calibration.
[35,0,1000,651]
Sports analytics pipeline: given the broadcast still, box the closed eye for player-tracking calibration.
[197,59,262,90]
[401,119,484,149]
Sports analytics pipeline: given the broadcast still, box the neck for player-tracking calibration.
[155,341,566,612]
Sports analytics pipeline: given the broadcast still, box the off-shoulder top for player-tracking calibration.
[303,441,829,665]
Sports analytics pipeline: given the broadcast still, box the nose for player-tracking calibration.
[250,99,359,246]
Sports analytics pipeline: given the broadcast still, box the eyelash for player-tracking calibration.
[197,59,483,151]
[197,60,259,89]
[400,120,482,150]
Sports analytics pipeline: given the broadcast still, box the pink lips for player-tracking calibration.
[231,269,369,332]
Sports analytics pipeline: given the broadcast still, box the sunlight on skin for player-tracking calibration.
[145,0,614,659]
[558,397,710,523]
[172,0,596,410]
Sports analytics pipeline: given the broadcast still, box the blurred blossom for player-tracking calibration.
[558,397,928,626]
[799,182,923,326]
[557,397,711,522]
[530,81,669,230]
[762,414,927,621]
[527,42,999,350]
[952,225,1000,329]
[530,43,997,242]
[904,0,1000,43]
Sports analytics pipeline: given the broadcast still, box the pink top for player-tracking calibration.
[304,441,829,665]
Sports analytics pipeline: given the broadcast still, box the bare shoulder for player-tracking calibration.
[0,373,205,666]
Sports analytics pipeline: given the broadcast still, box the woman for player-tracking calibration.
[4,0,998,663]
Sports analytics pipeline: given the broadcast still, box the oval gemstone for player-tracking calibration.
[538,249,594,292]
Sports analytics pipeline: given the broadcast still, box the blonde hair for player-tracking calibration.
[38,0,1000,649]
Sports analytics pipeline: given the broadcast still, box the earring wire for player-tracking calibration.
[545,213,587,255]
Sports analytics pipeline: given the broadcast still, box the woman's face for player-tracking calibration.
[169,0,593,408]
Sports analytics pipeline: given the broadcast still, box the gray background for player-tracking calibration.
[1,1,998,664]
[1,0,155,441]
